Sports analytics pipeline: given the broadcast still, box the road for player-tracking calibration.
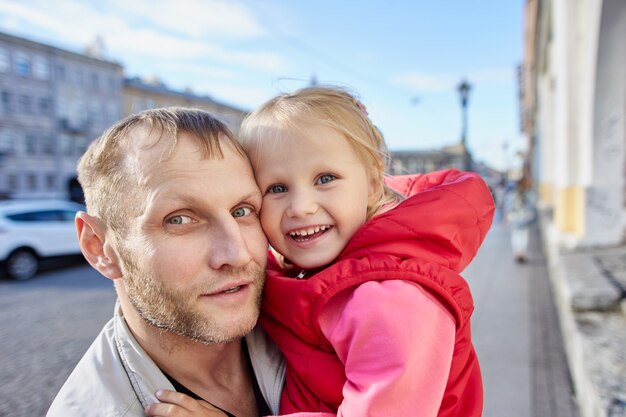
[0,217,579,417]
[0,259,116,417]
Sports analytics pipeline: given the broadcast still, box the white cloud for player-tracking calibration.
[0,2,88,42]
[108,0,266,39]
[0,0,288,73]
[393,67,515,93]
[156,62,241,80]
[106,28,287,72]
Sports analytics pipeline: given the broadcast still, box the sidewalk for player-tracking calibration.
[539,212,626,417]
[464,217,579,417]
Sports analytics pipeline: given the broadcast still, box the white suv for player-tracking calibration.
[0,200,85,280]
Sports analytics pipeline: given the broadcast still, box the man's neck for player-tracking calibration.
[118,294,258,416]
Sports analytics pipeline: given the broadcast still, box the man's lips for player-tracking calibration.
[201,280,252,296]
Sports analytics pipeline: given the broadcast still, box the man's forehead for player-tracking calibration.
[124,125,173,164]
[123,128,254,186]
[122,126,200,180]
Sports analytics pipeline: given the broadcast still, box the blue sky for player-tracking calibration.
[0,0,525,170]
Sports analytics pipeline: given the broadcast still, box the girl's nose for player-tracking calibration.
[286,190,318,218]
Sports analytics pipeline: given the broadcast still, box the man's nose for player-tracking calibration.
[286,189,318,218]
[208,219,253,270]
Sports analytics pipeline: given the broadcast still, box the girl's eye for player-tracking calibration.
[317,174,336,185]
[166,215,193,225]
[267,184,287,194]
[232,206,253,218]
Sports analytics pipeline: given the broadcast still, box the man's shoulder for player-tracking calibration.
[47,317,144,417]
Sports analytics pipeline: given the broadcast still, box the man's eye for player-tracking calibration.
[166,215,193,225]
[267,184,287,194]
[232,206,253,218]
[317,174,336,185]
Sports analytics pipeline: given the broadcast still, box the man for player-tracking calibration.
[48,108,284,416]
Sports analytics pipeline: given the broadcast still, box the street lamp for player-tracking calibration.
[457,78,472,170]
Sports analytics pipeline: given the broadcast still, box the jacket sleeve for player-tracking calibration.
[292,280,455,417]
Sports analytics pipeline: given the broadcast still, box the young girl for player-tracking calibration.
[148,87,494,417]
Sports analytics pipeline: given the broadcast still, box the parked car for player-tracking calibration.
[0,200,85,280]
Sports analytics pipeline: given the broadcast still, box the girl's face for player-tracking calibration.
[252,124,374,270]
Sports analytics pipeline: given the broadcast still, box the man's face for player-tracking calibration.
[117,131,268,345]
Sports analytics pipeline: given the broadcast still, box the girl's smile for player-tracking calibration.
[287,225,333,240]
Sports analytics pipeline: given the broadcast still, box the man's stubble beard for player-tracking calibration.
[118,246,265,345]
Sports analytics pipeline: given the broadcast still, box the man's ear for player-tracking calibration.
[76,211,123,280]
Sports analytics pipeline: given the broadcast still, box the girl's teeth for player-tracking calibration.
[290,225,330,237]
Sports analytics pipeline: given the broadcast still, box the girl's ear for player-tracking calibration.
[367,175,384,216]
[75,212,123,280]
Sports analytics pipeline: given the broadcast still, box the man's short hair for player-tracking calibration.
[77,107,246,234]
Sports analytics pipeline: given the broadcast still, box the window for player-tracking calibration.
[45,174,56,190]
[0,48,9,73]
[90,102,103,125]
[41,135,55,155]
[0,129,15,154]
[26,173,37,190]
[25,134,37,154]
[7,210,71,222]
[14,52,30,76]
[19,95,32,114]
[91,72,99,89]
[75,136,88,156]
[38,97,52,115]
[32,56,49,79]
[7,174,17,191]
[57,65,66,81]
[58,96,70,119]
[61,135,72,156]
[74,69,83,85]
[1,91,12,113]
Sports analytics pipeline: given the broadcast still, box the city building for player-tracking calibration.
[0,31,123,200]
[123,76,247,134]
[388,144,471,175]
[0,30,249,201]
[521,0,626,247]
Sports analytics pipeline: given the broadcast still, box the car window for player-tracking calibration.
[60,210,78,221]
[6,209,77,222]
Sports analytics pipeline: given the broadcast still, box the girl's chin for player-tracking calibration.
[289,256,335,271]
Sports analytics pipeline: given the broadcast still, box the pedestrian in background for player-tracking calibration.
[506,177,536,263]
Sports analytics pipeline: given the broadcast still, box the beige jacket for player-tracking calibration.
[47,303,285,416]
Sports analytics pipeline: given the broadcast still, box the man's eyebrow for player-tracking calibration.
[238,190,263,202]
[162,190,262,206]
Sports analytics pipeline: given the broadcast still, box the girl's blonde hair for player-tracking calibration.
[239,86,402,218]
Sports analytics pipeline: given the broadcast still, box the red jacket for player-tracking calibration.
[260,169,495,416]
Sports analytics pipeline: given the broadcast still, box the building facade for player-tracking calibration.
[521,0,626,248]
[123,77,247,134]
[389,144,472,175]
[0,31,249,201]
[0,31,123,200]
